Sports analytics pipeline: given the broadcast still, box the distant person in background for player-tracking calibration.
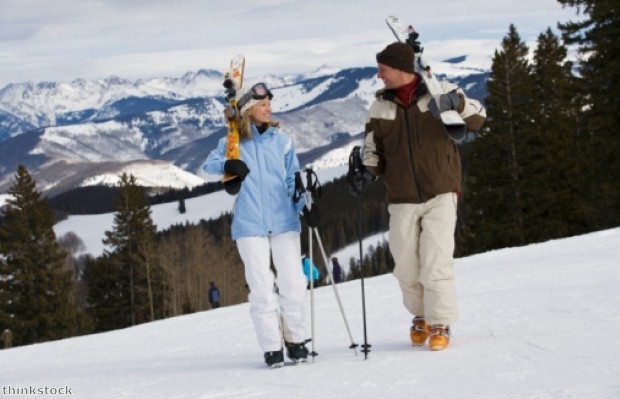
[208,281,221,309]
[331,256,344,284]
[302,256,320,289]
[1,328,13,348]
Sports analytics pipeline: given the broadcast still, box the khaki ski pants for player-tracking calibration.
[388,192,459,326]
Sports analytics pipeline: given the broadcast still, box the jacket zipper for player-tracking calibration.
[403,105,425,202]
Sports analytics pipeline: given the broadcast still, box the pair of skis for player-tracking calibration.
[221,55,245,194]
[386,15,467,140]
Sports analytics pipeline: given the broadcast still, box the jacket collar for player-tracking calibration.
[376,73,428,104]
[250,123,276,141]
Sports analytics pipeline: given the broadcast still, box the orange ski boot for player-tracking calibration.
[429,325,451,351]
[409,317,430,346]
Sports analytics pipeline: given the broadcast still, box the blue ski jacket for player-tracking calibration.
[202,124,306,240]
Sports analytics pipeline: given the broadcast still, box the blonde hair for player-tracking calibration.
[238,107,279,140]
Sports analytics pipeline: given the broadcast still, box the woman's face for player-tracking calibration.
[249,98,272,125]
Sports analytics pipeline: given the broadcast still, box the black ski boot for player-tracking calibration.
[264,349,284,369]
[285,341,309,363]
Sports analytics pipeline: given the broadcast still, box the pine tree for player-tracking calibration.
[463,25,537,253]
[528,27,587,239]
[86,173,166,330]
[83,254,129,331]
[557,0,620,229]
[0,165,78,345]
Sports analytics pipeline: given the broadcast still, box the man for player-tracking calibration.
[349,42,485,351]
[331,256,343,284]
[208,281,220,309]
[1,328,13,348]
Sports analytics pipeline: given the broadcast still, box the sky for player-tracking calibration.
[1,226,619,398]
[0,0,581,88]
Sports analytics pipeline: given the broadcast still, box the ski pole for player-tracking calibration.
[311,227,359,353]
[356,193,371,359]
[295,172,317,360]
[304,167,359,354]
[347,146,371,359]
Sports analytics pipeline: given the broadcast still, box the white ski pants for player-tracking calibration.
[388,192,459,326]
[236,231,307,352]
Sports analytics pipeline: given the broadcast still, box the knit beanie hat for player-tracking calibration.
[376,42,415,74]
[237,82,273,115]
[237,86,259,115]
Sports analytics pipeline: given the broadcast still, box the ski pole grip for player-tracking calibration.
[305,168,313,193]
[294,172,305,194]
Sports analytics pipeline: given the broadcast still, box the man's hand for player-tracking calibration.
[428,92,460,120]
[347,146,375,196]
[347,168,375,195]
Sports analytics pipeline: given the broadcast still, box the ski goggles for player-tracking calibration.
[237,82,273,110]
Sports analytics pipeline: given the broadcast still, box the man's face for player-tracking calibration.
[377,63,411,89]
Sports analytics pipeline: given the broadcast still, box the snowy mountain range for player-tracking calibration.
[0,57,488,196]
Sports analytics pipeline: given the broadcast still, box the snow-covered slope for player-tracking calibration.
[79,160,206,189]
[2,228,619,398]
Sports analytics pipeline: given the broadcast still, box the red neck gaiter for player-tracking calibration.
[394,75,418,107]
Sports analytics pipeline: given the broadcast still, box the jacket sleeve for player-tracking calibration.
[362,101,384,176]
[440,82,487,133]
[202,137,228,175]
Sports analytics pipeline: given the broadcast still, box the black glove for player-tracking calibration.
[224,159,249,181]
[347,168,375,195]
[347,146,375,195]
[223,178,242,195]
[303,204,320,228]
[428,91,460,120]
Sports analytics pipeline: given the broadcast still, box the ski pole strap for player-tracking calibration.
[292,171,305,203]
[305,168,322,199]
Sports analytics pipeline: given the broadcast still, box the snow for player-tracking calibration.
[79,161,207,190]
[2,227,619,398]
[270,77,339,113]
[0,194,10,208]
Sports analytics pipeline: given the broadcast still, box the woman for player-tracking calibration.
[203,82,318,368]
